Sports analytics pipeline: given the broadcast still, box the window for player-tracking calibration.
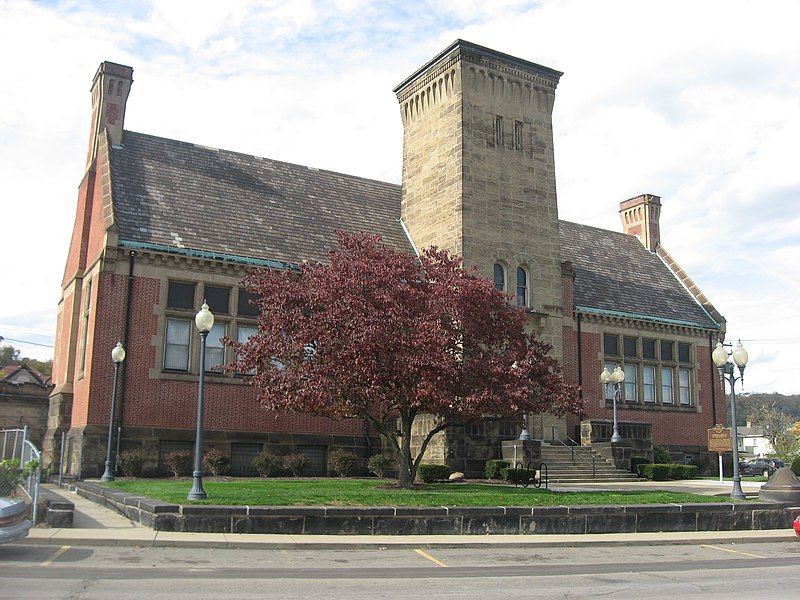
[204,323,226,372]
[624,364,638,402]
[164,318,191,370]
[205,286,230,315]
[78,279,92,375]
[237,290,260,317]
[516,267,528,307]
[678,342,691,363]
[514,121,523,150]
[679,368,691,405]
[661,368,674,404]
[493,263,506,292]
[603,334,619,357]
[603,334,695,408]
[237,325,258,375]
[604,362,618,401]
[643,366,656,403]
[495,116,504,146]
[168,281,195,309]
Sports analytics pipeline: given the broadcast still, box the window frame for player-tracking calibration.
[493,262,506,292]
[516,266,529,308]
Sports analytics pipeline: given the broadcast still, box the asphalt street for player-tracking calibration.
[2,540,798,599]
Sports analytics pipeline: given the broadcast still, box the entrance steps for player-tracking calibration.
[537,444,642,484]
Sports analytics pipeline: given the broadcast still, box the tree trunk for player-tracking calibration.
[397,412,415,488]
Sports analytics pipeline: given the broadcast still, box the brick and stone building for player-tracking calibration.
[1,363,53,449]
[45,41,726,478]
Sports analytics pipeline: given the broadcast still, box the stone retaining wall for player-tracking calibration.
[74,482,800,536]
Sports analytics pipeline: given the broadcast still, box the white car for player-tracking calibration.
[0,497,32,544]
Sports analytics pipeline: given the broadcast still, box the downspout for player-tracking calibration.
[577,311,585,422]
[709,331,717,425]
[114,250,136,466]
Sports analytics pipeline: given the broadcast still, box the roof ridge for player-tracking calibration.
[120,130,402,190]
[559,218,632,240]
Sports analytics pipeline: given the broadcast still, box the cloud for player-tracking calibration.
[0,0,798,393]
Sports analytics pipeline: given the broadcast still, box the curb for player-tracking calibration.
[21,528,797,550]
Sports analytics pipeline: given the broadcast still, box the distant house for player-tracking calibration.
[45,41,727,478]
[737,425,774,458]
[0,363,53,449]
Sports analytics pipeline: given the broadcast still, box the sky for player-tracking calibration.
[0,0,798,393]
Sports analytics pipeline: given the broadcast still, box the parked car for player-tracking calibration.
[739,459,779,478]
[0,497,32,545]
[794,515,800,538]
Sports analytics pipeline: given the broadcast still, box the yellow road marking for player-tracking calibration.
[700,544,766,559]
[414,548,448,568]
[40,545,71,567]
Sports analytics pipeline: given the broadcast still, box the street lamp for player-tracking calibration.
[188,301,214,501]
[101,342,126,482]
[601,365,626,443]
[712,339,749,501]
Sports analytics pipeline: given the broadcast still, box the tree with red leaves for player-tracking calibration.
[232,232,582,487]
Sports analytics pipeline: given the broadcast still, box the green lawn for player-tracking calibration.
[105,478,733,506]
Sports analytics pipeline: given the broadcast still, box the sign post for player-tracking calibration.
[708,424,732,483]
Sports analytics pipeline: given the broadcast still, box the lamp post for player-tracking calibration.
[101,342,126,482]
[601,366,626,443]
[188,301,214,501]
[712,339,749,501]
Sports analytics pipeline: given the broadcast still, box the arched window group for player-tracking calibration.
[493,262,530,308]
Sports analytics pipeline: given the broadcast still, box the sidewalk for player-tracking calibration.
[24,484,796,550]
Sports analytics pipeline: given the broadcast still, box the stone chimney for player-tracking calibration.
[619,193,661,252]
[86,61,133,167]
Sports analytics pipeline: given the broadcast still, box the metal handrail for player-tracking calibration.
[550,424,596,478]
[1,426,41,524]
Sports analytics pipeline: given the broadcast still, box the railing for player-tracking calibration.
[550,424,596,479]
[1,426,41,524]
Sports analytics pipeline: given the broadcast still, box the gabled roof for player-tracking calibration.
[0,363,52,387]
[108,130,719,330]
[110,131,411,266]
[559,221,718,329]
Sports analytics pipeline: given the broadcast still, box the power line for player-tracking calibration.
[0,336,55,349]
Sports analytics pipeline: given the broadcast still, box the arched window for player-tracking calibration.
[516,267,528,307]
[493,263,506,292]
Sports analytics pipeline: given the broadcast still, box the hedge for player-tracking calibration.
[640,463,699,481]
[417,464,452,483]
[792,456,800,477]
[485,459,511,479]
[500,467,536,483]
[631,456,650,475]
[653,445,671,464]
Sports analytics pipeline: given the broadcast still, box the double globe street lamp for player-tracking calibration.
[600,365,626,443]
[188,301,214,501]
[712,339,749,501]
[101,342,126,482]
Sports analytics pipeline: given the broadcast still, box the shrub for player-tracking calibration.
[485,459,511,480]
[117,450,145,477]
[500,467,536,484]
[202,449,230,476]
[640,463,672,481]
[328,449,358,477]
[0,459,22,496]
[653,445,671,464]
[669,464,699,480]
[164,450,193,477]
[253,450,281,477]
[631,456,651,475]
[284,453,310,477]
[367,454,393,478]
[792,456,800,476]
[417,464,451,483]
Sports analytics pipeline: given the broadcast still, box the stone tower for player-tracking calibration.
[394,40,564,359]
[394,40,566,453]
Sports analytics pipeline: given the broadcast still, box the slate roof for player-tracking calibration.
[559,221,717,328]
[109,130,718,329]
[110,131,410,266]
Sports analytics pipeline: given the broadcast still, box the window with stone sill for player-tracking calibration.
[601,333,695,408]
[162,280,262,376]
[493,262,506,292]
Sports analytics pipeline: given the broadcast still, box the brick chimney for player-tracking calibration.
[619,193,661,252]
[86,61,133,167]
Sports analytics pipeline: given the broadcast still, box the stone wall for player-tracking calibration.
[0,382,50,449]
